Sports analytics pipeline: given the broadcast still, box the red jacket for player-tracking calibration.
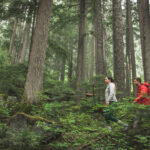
[134,83,150,105]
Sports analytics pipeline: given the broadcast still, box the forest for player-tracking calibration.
[0,0,150,149]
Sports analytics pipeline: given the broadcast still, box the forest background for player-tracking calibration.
[0,0,150,149]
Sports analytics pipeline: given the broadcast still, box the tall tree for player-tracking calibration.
[89,33,95,80]
[9,19,17,63]
[126,0,136,96]
[10,19,25,64]
[113,0,125,98]
[68,41,74,81]
[75,0,87,101]
[137,0,150,83]
[18,22,31,63]
[60,57,66,82]
[24,0,53,103]
[95,0,105,76]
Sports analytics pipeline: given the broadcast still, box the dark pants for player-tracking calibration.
[134,108,150,124]
[104,101,118,125]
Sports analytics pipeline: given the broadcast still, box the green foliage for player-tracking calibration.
[0,94,150,149]
[0,0,35,21]
[43,73,75,101]
[0,128,41,150]
[0,50,10,65]
[0,63,27,98]
[0,0,148,149]
[0,106,10,119]
[9,102,34,114]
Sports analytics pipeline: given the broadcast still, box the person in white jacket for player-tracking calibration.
[104,77,128,131]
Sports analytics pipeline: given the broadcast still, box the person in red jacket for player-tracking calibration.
[134,78,150,105]
[133,77,150,128]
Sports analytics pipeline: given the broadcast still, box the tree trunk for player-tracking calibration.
[137,0,145,80]
[9,19,18,64]
[24,0,53,103]
[75,0,87,101]
[9,19,17,54]
[126,0,136,96]
[89,34,95,80]
[11,19,24,64]
[18,22,31,63]
[61,58,66,82]
[68,41,73,81]
[125,46,131,96]
[84,34,89,80]
[126,0,131,96]
[95,0,105,76]
[28,0,38,65]
[113,0,125,98]
[137,0,150,83]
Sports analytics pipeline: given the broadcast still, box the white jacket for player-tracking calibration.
[105,82,117,102]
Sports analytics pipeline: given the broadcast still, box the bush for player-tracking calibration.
[0,63,27,98]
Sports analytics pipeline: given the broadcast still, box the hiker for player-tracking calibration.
[104,77,128,131]
[133,77,150,128]
[133,77,150,105]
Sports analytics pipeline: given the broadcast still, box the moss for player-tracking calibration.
[8,112,55,125]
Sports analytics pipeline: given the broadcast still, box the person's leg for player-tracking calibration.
[104,105,112,131]
[104,102,128,130]
[109,102,128,130]
[133,109,142,128]
[104,115,112,131]
[104,107,111,124]
[104,102,118,130]
[108,101,118,122]
[143,108,150,118]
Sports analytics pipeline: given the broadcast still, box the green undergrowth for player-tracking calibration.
[0,96,150,150]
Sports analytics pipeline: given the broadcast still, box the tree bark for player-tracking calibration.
[61,58,66,82]
[28,0,38,65]
[24,0,53,103]
[113,0,125,98]
[137,0,150,83]
[18,22,31,63]
[95,0,105,76]
[89,34,95,80]
[9,19,17,54]
[68,41,73,81]
[126,0,136,96]
[11,19,24,64]
[9,19,18,64]
[75,0,87,101]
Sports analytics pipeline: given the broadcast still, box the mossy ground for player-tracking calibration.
[0,97,150,150]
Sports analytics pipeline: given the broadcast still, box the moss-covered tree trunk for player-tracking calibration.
[24,0,53,103]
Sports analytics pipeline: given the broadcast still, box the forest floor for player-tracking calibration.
[0,96,150,150]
